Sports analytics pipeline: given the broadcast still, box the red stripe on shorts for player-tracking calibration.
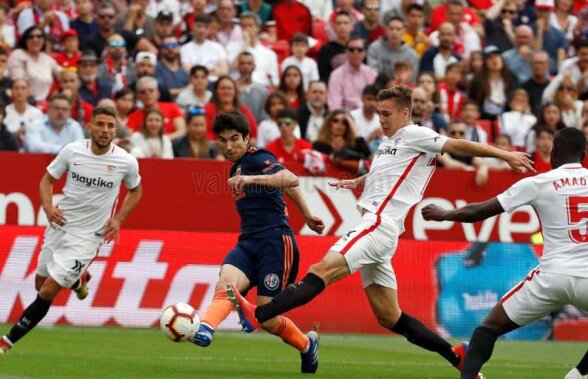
[501,268,540,303]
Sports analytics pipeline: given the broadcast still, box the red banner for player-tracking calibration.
[0,152,538,242]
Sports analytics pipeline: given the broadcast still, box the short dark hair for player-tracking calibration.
[114,87,134,100]
[240,10,261,26]
[407,3,425,13]
[447,0,465,7]
[190,65,209,77]
[213,111,250,137]
[50,93,71,106]
[553,127,585,159]
[362,84,379,97]
[291,33,309,46]
[445,62,463,73]
[462,99,479,110]
[387,16,405,25]
[335,9,352,20]
[535,125,555,138]
[194,13,212,25]
[276,107,298,122]
[346,36,365,48]
[92,105,117,120]
[377,85,413,111]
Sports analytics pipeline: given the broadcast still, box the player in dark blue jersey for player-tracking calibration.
[190,111,325,374]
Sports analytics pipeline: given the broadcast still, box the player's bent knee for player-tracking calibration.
[38,277,63,302]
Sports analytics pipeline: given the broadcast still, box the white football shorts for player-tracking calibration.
[36,227,101,288]
[330,211,399,289]
[502,267,588,326]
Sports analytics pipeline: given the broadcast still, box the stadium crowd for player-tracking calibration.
[0,0,588,179]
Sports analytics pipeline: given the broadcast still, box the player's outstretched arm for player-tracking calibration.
[285,186,325,235]
[422,198,505,223]
[40,172,66,226]
[104,184,143,242]
[228,169,299,192]
[328,174,367,190]
[442,139,535,173]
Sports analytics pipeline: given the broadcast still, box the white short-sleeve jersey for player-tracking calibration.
[46,140,141,239]
[497,163,588,277]
[358,125,448,231]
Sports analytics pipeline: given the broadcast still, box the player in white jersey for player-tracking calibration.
[0,106,143,355]
[421,127,588,379]
[227,85,533,376]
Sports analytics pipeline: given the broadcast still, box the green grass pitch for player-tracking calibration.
[0,325,583,378]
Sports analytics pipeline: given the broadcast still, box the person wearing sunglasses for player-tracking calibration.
[483,0,518,53]
[155,35,189,98]
[7,26,62,102]
[265,108,312,166]
[328,36,377,112]
[97,34,136,94]
[553,78,584,128]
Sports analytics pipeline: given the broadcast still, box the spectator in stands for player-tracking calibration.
[226,11,279,88]
[281,33,319,91]
[272,0,312,43]
[429,0,481,60]
[468,45,517,120]
[318,10,353,83]
[417,72,439,107]
[353,0,385,46]
[117,0,154,40]
[410,86,448,133]
[203,75,257,141]
[542,39,588,102]
[298,80,329,142]
[235,51,269,124]
[522,51,550,116]
[437,120,490,186]
[437,62,465,121]
[113,88,134,128]
[85,2,156,58]
[215,0,242,47]
[77,50,111,106]
[240,0,273,28]
[130,107,174,159]
[278,65,305,110]
[18,0,70,43]
[485,134,513,170]
[155,35,188,99]
[328,37,377,112]
[180,13,228,82]
[534,0,567,75]
[59,68,93,126]
[150,10,176,50]
[461,100,488,144]
[128,76,186,138]
[388,60,415,87]
[0,102,18,152]
[52,29,80,68]
[133,52,171,102]
[553,77,584,128]
[69,0,97,43]
[0,48,10,104]
[97,33,136,94]
[465,51,484,85]
[173,107,221,159]
[329,0,364,27]
[368,16,418,80]
[483,0,517,52]
[531,125,555,172]
[0,4,15,49]
[266,107,312,165]
[526,103,566,153]
[4,79,42,140]
[176,65,211,113]
[350,84,380,142]
[502,25,535,83]
[402,3,427,57]
[430,0,482,32]
[498,88,537,150]
[257,91,298,148]
[24,93,83,153]
[145,0,180,27]
[550,0,577,44]
[7,26,61,102]
[312,109,371,173]
[419,22,461,80]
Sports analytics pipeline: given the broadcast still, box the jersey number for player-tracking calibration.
[568,196,588,243]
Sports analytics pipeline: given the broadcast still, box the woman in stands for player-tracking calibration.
[278,65,305,110]
[172,107,222,159]
[257,91,301,148]
[525,102,566,153]
[114,88,135,129]
[129,108,174,159]
[553,77,584,128]
[203,75,257,143]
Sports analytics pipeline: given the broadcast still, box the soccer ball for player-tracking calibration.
[160,303,200,342]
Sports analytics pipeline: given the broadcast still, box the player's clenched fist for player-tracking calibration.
[421,204,449,221]
[228,174,250,193]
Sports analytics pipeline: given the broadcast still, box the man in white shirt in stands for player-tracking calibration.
[227,85,533,379]
[350,84,380,142]
[180,13,228,82]
[421,127,588,379]
[0,106,142,356]
[24,93,84,154]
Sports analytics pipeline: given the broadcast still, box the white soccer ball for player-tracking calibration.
[160,303,200,342]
